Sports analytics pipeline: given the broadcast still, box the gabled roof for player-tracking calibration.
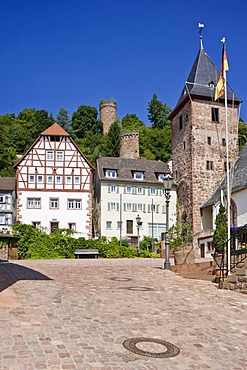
[201,143,247,208]
[97,157,170,184]
[41,123,70,136]
[169,46,241,120]
[14,123,94,170]
[0,177,16,191]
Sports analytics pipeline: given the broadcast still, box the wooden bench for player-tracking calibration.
[74,249,99,259]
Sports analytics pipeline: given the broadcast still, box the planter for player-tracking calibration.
[214,266,227,283]
[174,247,195,265]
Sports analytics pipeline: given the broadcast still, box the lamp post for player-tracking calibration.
[136,214,142,257]
[163,174,173,270]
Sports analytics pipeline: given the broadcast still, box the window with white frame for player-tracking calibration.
[126,186,132,193]
[66,176,72,184]
[158,173,165,182]
[0,214,6,224]
[56,176,61,184]
[47,151,54,160]
[0,195,5,203]
[117,221,122,230]
[108,202,118,211]
[137,203,143,212]
[68,199,82,209]
[105,169,117,178]
[74,176,80,184]
[106,221,112,229]
[148,223,166,240]
[37,175,43,183]
[150,187,156,195]
[110,185,117,193]
[125,203,131,211]
[29,175,35,183]
[56,151,63,161]
[137,187,143,195]
[134,171,144,180]
[50,198,59,209]
[47,175,53,183]
[32,221,41,229]
[68,223,76,231]
[27,198,41,209]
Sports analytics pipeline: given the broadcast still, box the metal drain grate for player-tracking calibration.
[123,337,180,358]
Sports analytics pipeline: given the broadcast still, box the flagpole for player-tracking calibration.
[222,38,231,275]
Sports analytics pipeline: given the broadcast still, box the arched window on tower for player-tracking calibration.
[230,199,237,227]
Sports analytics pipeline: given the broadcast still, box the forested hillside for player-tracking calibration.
[0,94,246,177]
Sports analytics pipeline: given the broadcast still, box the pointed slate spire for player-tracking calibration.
[169,39,241,119]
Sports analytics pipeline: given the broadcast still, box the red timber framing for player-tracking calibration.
[14,123,94,238]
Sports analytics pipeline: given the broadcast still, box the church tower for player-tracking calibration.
[169,36,241,240]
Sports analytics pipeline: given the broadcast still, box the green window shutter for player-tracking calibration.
[132,203,135,212]
[143,188,145,195]
[156,204,160,213]
[124,187,126,194]
[117,186,119,193]
[143,204,146,213]
[108,186,111,193]
[124,203,126,211]
[148,204,151,213]
[117,203,119,211]
[162,205,166,214]
[134,203,137,212]
[148,188,150,195]
[107,203,110,211]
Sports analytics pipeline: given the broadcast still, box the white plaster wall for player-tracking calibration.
[19,191,90,238]
[100,182,176,241]
[232,189,247,226]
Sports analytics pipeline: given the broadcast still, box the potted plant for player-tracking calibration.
[168,221,194,264]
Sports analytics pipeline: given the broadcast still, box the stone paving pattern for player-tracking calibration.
[0,258,247,370]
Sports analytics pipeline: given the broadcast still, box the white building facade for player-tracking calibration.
[14,123,94,238]
[0,177,16,233]
[95,157,176,243]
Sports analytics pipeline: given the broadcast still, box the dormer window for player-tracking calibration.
[134,171,143,180]
[158,173,165,182]
[105,169,117,178]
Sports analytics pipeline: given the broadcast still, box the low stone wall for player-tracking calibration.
[0,245,8,260]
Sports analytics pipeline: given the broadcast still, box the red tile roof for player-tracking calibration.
[41,123,70,136]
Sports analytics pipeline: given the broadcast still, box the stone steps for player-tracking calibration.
[171,261,214,281]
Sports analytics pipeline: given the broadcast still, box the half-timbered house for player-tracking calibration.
[14,123,94,238]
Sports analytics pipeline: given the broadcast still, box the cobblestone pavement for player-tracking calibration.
[0,258,247,370]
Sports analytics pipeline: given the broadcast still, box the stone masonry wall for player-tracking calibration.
[99,100,117,134]
[120,132,139,159]
[172,99,239,239]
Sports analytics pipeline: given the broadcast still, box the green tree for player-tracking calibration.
[122,114,145,130]
[213,203,228,253]
[238,118,247,151]
[56,108,71,131]
[71,105,102,138]
[147,94,172,129]
[101,119,121,157]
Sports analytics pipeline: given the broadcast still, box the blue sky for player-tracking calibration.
[0,0,246,124]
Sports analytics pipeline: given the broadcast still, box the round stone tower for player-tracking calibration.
[99,99,117,134]
[120,131,139,159]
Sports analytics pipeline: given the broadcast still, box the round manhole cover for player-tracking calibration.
[110,277,133,282]
[123,337,180,358]
[121,286,154,291]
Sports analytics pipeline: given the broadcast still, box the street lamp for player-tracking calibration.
[136,214,142,257]
[163,174,173,270]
